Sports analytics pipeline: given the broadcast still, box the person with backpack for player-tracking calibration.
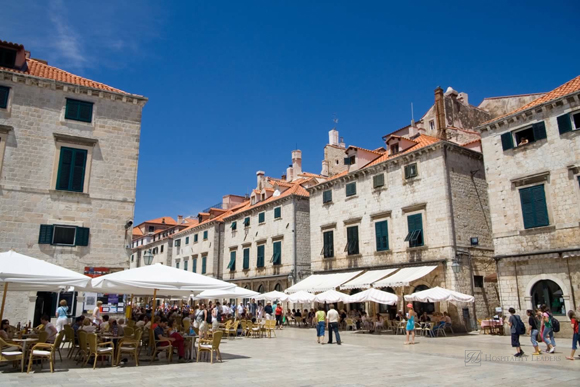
[566,310,579,361]
[508,307,525,357]
[541,305,556,353]
[527,309,541,355]
[212,302,222,331]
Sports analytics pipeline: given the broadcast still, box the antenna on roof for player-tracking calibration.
[332,113,339,129]
[411,103,415,126]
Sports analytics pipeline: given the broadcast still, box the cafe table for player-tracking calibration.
[12,338,38,372]
[182,334,197,361]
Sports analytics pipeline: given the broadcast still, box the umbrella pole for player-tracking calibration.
[152,289,157,312]
[0,283,7,322]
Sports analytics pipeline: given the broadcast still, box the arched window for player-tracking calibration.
[349,289,363,311]
[531,280,566,316]
[257,284,264,294]
[379,287,397,315]
[412,285,434,314]
[274,283,282,292]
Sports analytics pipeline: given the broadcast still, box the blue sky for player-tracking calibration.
[2,1,579,223]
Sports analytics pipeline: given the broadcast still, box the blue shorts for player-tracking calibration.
[316,321,325,337]
[530,329,539,347]
[573,332,580,350]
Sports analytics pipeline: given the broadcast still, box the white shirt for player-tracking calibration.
[327,309,339,323]
[237,305,243,314]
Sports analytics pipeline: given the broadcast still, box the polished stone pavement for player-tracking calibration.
[1,327,579,386]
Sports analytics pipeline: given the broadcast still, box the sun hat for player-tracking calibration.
[407,303,413,308]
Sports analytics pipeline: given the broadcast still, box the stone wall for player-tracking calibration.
[323,144,348,177]
[171,222,221,278]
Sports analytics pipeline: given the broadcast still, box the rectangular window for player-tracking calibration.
[375,220,389,251]
[405,214,424,247]
[148,226,154,233]
[227,251,236,271]
[185,236,189,245]
[258,212,265,224]
[346,226,359,255]
[404,163,418,179]
[243,248,250,270]
[429,120,435,131]
[231,221,237,230]
[184,260,188,271]
[201,256,207,274]
[174,239,181,247]
[323,190,332,204]
[0,48,17,68]
[474,275,484,288]
[192,257,197,273]
[346,182,356,197]
[194,234,198,242]
[203,230,208,240]
[323,230,334,258]
[519,185,549,229]
[65,99,93,123]
[243,217,250,227]
[38,224,89,246]
[502,122,547,150]
[160,245,164,253]
[56,147,87,192]
[176,262,180,269]
[257,245,265,268]
[274,207,281,219]
[0,86,9,109]
[373,174,384,188]
[272,241,281,265]
[557,112,580,134]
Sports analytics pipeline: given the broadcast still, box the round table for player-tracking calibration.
[12,338,38,372]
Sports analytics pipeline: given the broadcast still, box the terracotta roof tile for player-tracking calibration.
[141,217,177,225]
[365,134,440,168]
[346,145,384,155]
[483,75,580,125]
[132,227,143,237]
[461,138,482,147]
[173,200,250,237]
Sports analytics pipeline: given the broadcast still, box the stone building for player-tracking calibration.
[220,151,322,293]
[0,40,147,323]
[476,75,580,334]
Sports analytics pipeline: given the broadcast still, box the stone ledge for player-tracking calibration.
[406,245,429,252]
[373,250,392,256]
[519,225,556,236]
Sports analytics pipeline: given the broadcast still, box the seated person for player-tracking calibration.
[118,318,127,328]
[100,315,110,331]
[395,311,405,321]
[72,316,84,336]
[0,319,19,351]
[443,312,452,325]
[419,312,431,323]
[40,315,57,343]
[182,312,191,324]
[110,319,124,336]
[294,309,302,318]
[372,313,383,333]
[518,136,529,145]
[154,317,185,363]
[81,317,97,333]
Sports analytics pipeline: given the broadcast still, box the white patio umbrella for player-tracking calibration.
[0,250,92,320]
[287,290,315,303]
[198,286,259,299]
[404,286,475,303]
[255,290,289,301]
[346,288,398,305]
[313,289,350,304]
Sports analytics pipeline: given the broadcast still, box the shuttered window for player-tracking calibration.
[405,214,424,247]
[194,234,198,242]
[259,212,265,223]
[201,256,207,274]
[375,220,389,251]
[192,258,197,273]
[185,236,189,245]
[56,147,87,192]
[274,207,281,219]
[243,248,250,270]
[231,221,237,230]
[174,239,181,247]
[184,260,188,271]
[558,112,580,134]
[519,185,549,229]
[227,251,236,271]
[272,241,281,265]
[203,230,208,240]
[323,190,332,203]
[501,132,514,151]
[257,245,265,268]
[404,163,418,179]
[243,217,250,227]
[0,86,9,109]
[373,174,384,188]
[38,224,89,246]
[65,99,93,123]
[346,182,356,197]
[323,230,334,258]
[346,226,359,255]
[176,262,180,269]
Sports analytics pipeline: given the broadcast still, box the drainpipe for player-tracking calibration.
[443,145,458,260]
[217,223,222,280]
[292,197,298,286]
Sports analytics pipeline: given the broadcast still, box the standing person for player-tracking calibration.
[92,301,103,325]
[55,299,69,332]
[315,306,326,344]
[404,303,416,345]
[275,303,283,330]
[250,298,257,317]
[212,302,222,332]
[566,310,579,360]
[326,304,341,345]
[508,307,524,357]
[264,302,273,320]
[201,304,211,338]
[527,310,541,355]
[257,303,264,320]
[541,305,556,353]
[196,304,207,337]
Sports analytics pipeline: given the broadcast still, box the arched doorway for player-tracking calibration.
[531,280,566,316]
[349,288,364,312]
[257,284,264,294]
[412,285,434,315]
[274,283,282,292]
[379,287,397,319]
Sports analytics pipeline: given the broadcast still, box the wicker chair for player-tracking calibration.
[123,326,135,338]
[27,331,65,373]
[116,329,142,366]
[63,325,77,358]
[149,328,173,363]
[85,333,114,369]
[0,337,24,372]
[197,331,222,364]
[76,330,89,364]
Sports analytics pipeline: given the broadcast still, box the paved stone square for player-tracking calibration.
[1,328,579,386]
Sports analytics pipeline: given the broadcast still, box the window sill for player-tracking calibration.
[322,201,333,206]
[508,138,547,153]
[49,189,89,197]
[406,245,428,252]
[374,250,391,256]
[519,225,555,236]
[373,186,387,192]
[403,177,420,185]
[346,254,362,258]
[259,222,265,225]
[274,217,282,221]
[323,256,336,260]
[345,195,358,201]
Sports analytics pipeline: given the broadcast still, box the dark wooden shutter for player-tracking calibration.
[56,148,73,190]
[0,86,9,109]
[193,258,197,273]
[75,227,90,246]
[501,132,514,151]
[344,157,351,165]
[257,245,265,267]
[273,242,281,265]
[38,225,54,244]
[375,221,388,251]
[557,113,572,134]
[407,214,423,247]
[71,149,87,192]
[323,190,332,203]
[323,231,334,258]
[520,187,535,229]
[65,99,80,120]
[243,249,250,269]
[373,174,384,188]
[532,185,549,227]
[78,102,93,122]
[201,256,207,274]
[346,182,356,196]
[229,251,236,271]
[259,212,265,223]
[532,122,547,141]
[347,226,359,255]
[274,207,281,218]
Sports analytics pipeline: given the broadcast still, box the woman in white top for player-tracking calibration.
[92,301,103,325]
[55,299,69,332]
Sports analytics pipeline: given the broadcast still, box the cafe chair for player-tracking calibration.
[117,329,142,366]
[123,326,135,338]
[37,331,48,343]
[149,329,172,363]
[197,331,222,364]
[27,331,65,373]
[0,337,24,372]
[63,325,77,358]
[85,333,115,369]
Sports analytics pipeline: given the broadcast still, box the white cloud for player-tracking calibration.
[49,0,88,69]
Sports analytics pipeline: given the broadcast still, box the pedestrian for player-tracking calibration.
[566,310,579,361]
[92,300,103,325]
[55,299,69,332]
[250,298,257,316]
[212,302,222,332]
[508,307,524,357]
[404,303,416,345]
[315,305,326,344]
[264,301,273,320]
[275,302,283,330]
[196,303,208,338]
[526,309,541,355]
[541,305,556,353]
[326,303,341,345]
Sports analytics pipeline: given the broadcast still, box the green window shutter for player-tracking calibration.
[65,99,93,123]
[56,148,73,191]
[184,261,188,271]
[257,245,265,267]
[501,132,514,151]
[346,182,356,197]
[176,262,180,269]
[243,248,250,269]
[38,225,54,244]
[375,221,389,251]
[532,121,547,141]
[344,157,351,165]
[259,212,265,223]
[201,256,207,274]
[228,251,236,271]
[323,190,332,203]
[192,258,197,273]
[71,149,87,192]
[0,86,9,109]
[194,234,198,242]
[520,187,535,229]
[557,113,573,135]
[244,217,250,226]
[407,214,424,247]
[203,230,208,239]
[373,174,384,188]
[323,230,334,258]
[56,147,87,192]
[520,185,549,229]
[404,165,410,179]
[273,241,281,265]
[231,221,237,230]
[75,227,90,246]
[274,207,281,219]
[347,226,359,255]
[185,237,189,244]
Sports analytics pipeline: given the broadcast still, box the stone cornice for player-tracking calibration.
[0,70,148,106]
[53,133,98,146]
[0,124,13,134]
[223,194,294,222]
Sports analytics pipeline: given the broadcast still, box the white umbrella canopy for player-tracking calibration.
[198,286,259,299]
[287,290,315,303]
[404,286,475,303]
[90,263,235,296]
[313,289,350,304]
[346,288,398,305]
[255,290,289,301]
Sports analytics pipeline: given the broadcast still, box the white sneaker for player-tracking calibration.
[549,347,555,353]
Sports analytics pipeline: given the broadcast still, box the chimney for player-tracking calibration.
[256,171,265,189]
[339,137,345,149]
[321,160,329,176]
[458,92,468,105]
[281,174,286,181]
[329,129,339,146]
[177,215,183,224]
[292,150,302,178]
[286,165,293,182]
[434,86,447,141]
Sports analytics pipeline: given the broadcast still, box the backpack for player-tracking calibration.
[516,315,526,335]
[550,315,560,333]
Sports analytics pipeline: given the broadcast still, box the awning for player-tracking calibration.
[286,270,363,293]
[340,269,398,290]
[404,286,474,303]
[226,257,235,270]
[372,266,437,288]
